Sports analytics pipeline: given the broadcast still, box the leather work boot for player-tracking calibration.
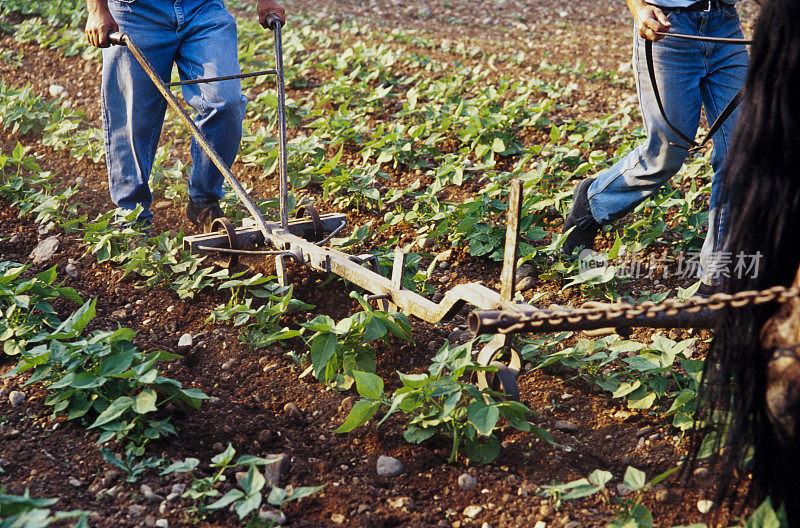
[186,199,225,232]
[561,178,600,255]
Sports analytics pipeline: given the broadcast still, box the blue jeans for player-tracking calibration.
[101,0,247,223]
[586,6,748,283]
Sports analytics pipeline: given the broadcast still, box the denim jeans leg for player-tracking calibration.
[587,14,706,225]
[696,8,749,283]
[176,0,247,204]
[102,0,180,223]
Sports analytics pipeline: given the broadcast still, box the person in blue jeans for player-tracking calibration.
[561,0,760,288]
[84,0,285,230]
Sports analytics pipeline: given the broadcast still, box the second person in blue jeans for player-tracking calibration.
[84,0,286,230]
[561,0,759,289]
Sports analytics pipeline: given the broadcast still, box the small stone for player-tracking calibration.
[636,426,654,437]
[8,391,26,407]
[618,61,633,74]
[153,201,172,210]
[4,429,20,439]
[128,504,146,516]
[539,504,553,517]
[565,522,581,528]
[655,488,669,503]
[170,483,185,495]
[693,467,709,479]
[49,84,66,97]
[516,263,532,279]
[30,236,59,265]
[534,522,547,528]
[515,276,536,292]
[340,396,356,412]
[159,502,169,514]
[283,402,303,421]
[616,483,629,496]
[177,333,193,347]
[74,177,84,186]
[221,359,235,370]
[458,473,478,491]
[144,516,155,527]
[8,234,19,244]
[376,455,404,477]
[69,478,83,487]
[112,308,128,319]
[264,453,290,487]
[357,504,370,514]
[331,513,345,524]
[259,508,287,525]
[212,442,224,452]
[387,496,414,509]
[554,420,579,433]
[448,329,464,344]
[463,505,483,518]
[418,237,435,249]
[155,520,169,528]
[481,524,492,528]
[697,499,714,514]
[65,261,79,278]
[141,484,164,502]
[438,261,450,270]
[560,393,573,400]
[166,493,179,502]
[613,410,634,421]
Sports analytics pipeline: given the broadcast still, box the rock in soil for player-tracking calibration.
[376,455,404,477]
[655,488,669,503]
[697,499,714,514]
[128,504,146,516]
[177,333,193,347]
[29,236,59,265]
[516,276,536,292]
[387,496,414,509]
[65,259,79,278]
[264,453,291,487]
[140,484,164,502]
[155,520,169,528]
[458,473,478,491]
[554,420,579,433]
[8,390,26,407]
[68,478,83,487]
[259,509,286,525]
[331,513,345,524]
[463,505,484,518]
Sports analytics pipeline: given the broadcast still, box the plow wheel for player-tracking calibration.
[476,334,522,401]
[209,217,239,269]
[296,205,324,242]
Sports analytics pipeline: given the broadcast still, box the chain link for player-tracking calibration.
[506,286,800,331]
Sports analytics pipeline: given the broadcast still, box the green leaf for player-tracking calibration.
[353,370,384,400]
[239,465,266,495]
[134,389,158,414]
[89,396,133,429]
[211,443,236,467]
[464,435,500,464]
[310,333,338,380]
[467,401,500,436]
[334,399,380,433]
[623,466,647,492]
[206,488,245,511]
[50,298,96,339]
[160,458,199,475]
[491,137,505,153]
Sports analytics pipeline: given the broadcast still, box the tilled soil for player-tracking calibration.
[0,1,762,527]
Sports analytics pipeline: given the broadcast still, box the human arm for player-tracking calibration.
[625,0,671,41]
[257,0,286,28]
[85,0,118,48]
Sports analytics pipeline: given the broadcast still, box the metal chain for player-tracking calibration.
[505,286,800,332]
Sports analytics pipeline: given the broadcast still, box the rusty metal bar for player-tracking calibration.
[468,307,719,335]
[167,70,277,87]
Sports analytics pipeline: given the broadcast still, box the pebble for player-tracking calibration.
[166,493,179,502]
[418,237,435,249]
[68,478,83,487]
[264,453,290,487]
[170,483,185,495]
[65,259,80,278]
[331,513,345,524]
[560,393,573,400]
[4,429,20,439]
[448,329,465,343]
[153,201,172,210]
[534,522,547,528]
[141,484,164,502]
[49,84,66,97]
[144,515,155,527]
[357,504,370,514]
[259,509,286,525]
[8,234,19,244]
[159,502,169,514]
[516,263,532,278]
[515,276,536,292]
[655,488,669,503]
[618,61,633,74]
[128,504,146,516]
[458,473,478,491]
[221,359,236,370]
[387,496,414,509]
[697,499,714,514]
[155,520,169,528]
[554,420,579,433]
[340,396,356,413]
[539,504,553,517]
[29,236,60,265]
[463,505,483,518]
[177,333,193,347]
[565,522,581,528]
[693,467,709,479]
[283,402,304,421]
[376,455,404,477]
[616,483,629,496]
[112,308,128,319]
[8,391,26,407]
[636,426,654,437]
